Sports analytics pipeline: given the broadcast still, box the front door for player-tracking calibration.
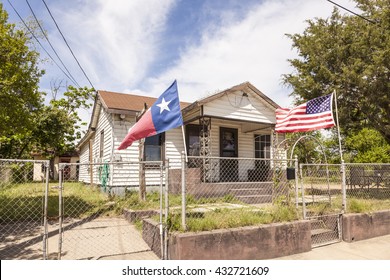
[220,127,238,182]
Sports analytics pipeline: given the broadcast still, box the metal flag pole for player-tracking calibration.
[333,90,347,212]
[333,90,344,162]
[181,125,188,163]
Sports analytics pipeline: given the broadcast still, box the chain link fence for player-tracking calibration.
[3,157,389,259]
[299,162,390,247]
[57,161,164,260]
[0,159,49,260]
[167,156,299,232]
[345,163,390,200]
[299,164,343,247]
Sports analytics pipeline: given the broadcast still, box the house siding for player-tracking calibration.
[165,127,185,168]
[78,143,90,183]
[203,90,275,124]
[78,107,112,185]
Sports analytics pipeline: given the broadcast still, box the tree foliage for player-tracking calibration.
[344,128,390,163]
[32,86,94,157]
[282,131,329,164]
[283,0,390,144]
[0,5,94,158]
[0,3,44,156]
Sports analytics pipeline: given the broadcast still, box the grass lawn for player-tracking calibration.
[0,181,110,222]
[1,181,390,232]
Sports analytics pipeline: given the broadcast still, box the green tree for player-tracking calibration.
[283,0,390,143]
[282,131,329,164]
[0,3,44,157]
[0,5,94,158]
[32,86,94,157]
[344,128,390,163]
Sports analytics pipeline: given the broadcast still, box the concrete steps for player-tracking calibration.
[229,183,272,204]
[310,217,340,247]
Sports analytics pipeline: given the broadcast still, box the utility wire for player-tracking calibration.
[26,0,81,87]
[326,0,377,25]
[42,0,95,89]
[6,0,80,87]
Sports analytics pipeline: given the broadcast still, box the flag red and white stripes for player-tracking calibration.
[275,94,335,133]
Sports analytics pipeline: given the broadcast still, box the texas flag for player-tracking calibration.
[117,80,183,150]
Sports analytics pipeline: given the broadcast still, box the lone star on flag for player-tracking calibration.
[156,97,172,114]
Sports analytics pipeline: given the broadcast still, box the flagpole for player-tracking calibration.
[333,90,347,213]
[333,90,344,162]
[181,125,188,162]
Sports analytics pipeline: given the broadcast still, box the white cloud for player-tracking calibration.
[37,0,358,111]
[48,0,175,90]
[147,0,358,107]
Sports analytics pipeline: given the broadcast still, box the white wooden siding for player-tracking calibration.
[93,107,112,163]
[203,91,276,124]
[78,140,91,183]
[165,127,184,169]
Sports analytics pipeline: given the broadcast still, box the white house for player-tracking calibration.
[76,82,284,193]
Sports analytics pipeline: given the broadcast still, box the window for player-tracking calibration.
[254,135,271,159]
[100,131,104,158]
[220,127,238,157]
[186,124,202,156]
[144,133,164,161]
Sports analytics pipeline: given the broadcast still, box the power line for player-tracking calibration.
[326,0,377,25]
[25,0,81,87]
[41,0,95,89]
[6,0,80,87]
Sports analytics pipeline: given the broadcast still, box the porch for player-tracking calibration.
[168,156,294,204]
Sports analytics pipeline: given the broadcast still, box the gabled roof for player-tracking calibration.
[98,90,190,112]
[99,91,159,112]
[182,81,280,114]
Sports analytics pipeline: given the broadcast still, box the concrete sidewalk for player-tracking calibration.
[274,234,390,260]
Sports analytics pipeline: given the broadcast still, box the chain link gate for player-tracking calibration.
[0,159,50,259]
[57,161,166,260]
[299,163,343,247]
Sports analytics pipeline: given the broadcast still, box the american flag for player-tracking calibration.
[275,94,335,133]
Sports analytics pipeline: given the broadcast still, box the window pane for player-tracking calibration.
[145,146,161,161]
[144,134,163,161]
[145,134,160,145]
[189,135,200,156]
[255,134,271,159]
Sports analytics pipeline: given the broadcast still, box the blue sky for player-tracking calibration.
[2,0,358,130]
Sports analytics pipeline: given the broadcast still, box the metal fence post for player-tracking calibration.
[42,161,50,260]
[58,165,63,260]
[300,163,307,219]
[159,162,164,259]
[341,160,347,213]
[294,155,299,209]
[181,152,186,231]
[164,159,169,260]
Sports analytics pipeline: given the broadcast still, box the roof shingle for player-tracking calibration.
[98,90,190,111]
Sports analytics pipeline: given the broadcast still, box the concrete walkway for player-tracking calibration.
[274,234,390,260]
[49,217,159,260]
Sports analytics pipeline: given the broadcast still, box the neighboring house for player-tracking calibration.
[32,151,79,181]
[76,82,284,192]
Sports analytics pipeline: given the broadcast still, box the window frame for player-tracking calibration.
[143,133,165,163]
